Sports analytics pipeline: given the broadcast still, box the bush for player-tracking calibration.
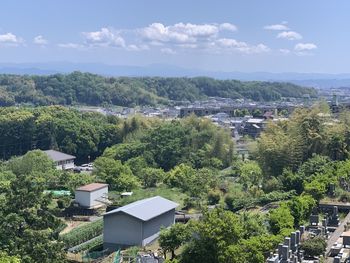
[257,191,296,206]
[183,197,198,210]
[57,196,72,209]
[300,237,327,257]
[262,177,282,192]
[339,192,350,203]
[207,190,221,205]
[224,195,255,212]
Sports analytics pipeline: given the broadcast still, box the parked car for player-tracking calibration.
[80,163,94,171]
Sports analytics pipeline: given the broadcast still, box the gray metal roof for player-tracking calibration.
[104,196,178,221]
[44,150,76,162]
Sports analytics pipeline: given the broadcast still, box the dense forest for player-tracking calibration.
[0,72,317,107]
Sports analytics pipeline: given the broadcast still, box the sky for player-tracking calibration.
[0,0,349,73]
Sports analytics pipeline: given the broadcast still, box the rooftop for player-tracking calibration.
[44,149,76,162]
[341,231,350,237]
[246,118,265,123]
[104,196,178,221]
[76,183,109,192]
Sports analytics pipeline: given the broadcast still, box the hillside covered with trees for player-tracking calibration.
[0,72,317,107]
[2,103,350,262]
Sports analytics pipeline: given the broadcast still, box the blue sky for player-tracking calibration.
[0,0,349,73]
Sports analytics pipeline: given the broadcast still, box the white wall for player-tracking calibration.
[75,186,108,208]
[55,159,75,170]
[75,191,91,207]
[89,186,108,207]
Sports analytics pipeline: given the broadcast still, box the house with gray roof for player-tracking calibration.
[44,149,76,170]
[103,196,178,250]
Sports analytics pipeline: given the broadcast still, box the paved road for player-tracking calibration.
[326,211,350,262]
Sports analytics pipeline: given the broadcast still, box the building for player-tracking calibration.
[75,183,109,208]
[243,118,266,138]
[44,149,76,170]
[180,105,295,118]
[103,196,178,250]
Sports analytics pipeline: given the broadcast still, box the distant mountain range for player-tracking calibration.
[1,62,350,89]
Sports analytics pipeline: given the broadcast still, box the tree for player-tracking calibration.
[280,169,304,194]
[94,157,140,191]
[181,209,243,263]
[239,161,263,190]
[159,224,190,259]
[140,167,165,188]
[0,152,66,263]
[239,212,268,239]
[288,195,316,227]
[0,252,20,263]
[165,164,196,191]
[268,203,294,235]
[303,178,327,201]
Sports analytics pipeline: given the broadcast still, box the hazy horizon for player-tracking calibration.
[1,0,350,74]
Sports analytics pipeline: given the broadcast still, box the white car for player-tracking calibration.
[80,163,94,171]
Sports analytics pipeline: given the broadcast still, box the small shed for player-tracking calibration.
[103,196,178,250]
[44,149,76,170]
[75,183,109,208]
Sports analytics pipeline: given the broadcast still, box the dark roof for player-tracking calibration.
[76,183,108,192]
[104,196,178,221]
[44,150,76,162]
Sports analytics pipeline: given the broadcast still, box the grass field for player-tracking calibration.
[113,185,188,209]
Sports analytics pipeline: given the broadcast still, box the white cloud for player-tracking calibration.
[294,43,317,51]
[277,31,302,40]
[0,32,21,44]
[161,47,176,54]
[33,35,48,45]
[219,23,237,32]
[215,38,270,54]
[279,48,291,54]
[126,44,149,51]
[82,27,125,47]
[264,23,289,31]
[57,43,84,49]
[140,22,221,44]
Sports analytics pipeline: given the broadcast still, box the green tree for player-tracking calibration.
[94,157,140,191]
[159,224,191,259]
[239,161,263,190]
[288,195,316,227]
[0,152,66,263]
[140,167,165,188]
[0,252,20,263]
[268,203,294,235]
[181,209,242,263]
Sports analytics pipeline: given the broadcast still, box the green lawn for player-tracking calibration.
[112,185,188,209]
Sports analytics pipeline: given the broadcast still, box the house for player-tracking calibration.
[75,183,109,208]
[103,196,178,250]
[44,149,76,170]
[243,118,266,138]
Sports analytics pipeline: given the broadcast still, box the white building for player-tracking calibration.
[44,150,76,170]
[75,183,109,208]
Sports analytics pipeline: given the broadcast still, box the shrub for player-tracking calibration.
[300,237,327,257]
[339,192,350,203]
[207,190,221,205]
